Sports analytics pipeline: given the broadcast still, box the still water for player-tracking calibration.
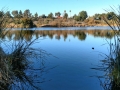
[34,30,109,90]
[2,27,114,90]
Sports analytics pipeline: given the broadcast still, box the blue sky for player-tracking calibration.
[0,0,120,17]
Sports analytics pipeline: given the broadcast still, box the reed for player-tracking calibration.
[0,11,50,90]
[92,6,120,90]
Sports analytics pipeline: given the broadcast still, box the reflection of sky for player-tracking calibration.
[31,34,110,90]
[32,26,112,30]
[1,31,112,90]
[10,26,112,31]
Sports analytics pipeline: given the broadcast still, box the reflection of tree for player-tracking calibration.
[55,35,61,40]
[48,33,53,39]
[13,34,20,41]
[87,30,114,39]
[6,31,13,40]
[24,34,32,41]
[63,32,68,41]
[105,31,114,39]
[22,30,34,41]
[35,32,39,39]
[76,31,86,41]
[0,30,117,41]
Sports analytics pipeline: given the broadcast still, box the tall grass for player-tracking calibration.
[0,11,50,90]
[92,6,120,90]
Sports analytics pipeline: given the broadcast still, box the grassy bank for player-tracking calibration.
[4,17,112,28]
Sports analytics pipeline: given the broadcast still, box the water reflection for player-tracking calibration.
[2,30,117,41]
[0,32,50,90]
[0,29,118,90]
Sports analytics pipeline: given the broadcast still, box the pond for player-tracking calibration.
[1,27,114,90]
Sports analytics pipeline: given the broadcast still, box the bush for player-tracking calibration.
[20,18,34,28]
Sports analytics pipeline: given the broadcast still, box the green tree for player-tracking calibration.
[19,10,23,18]
[48,12,53,18]
[21,18,34,28]
[12,10,18,18]
[41,14,46,18]
[73,14,80,21]
[34,12,38,18]
[69,10,71,18]
[0,11,4,17]
[73,14,77,18]
[94,14,101,20]
[106,12,115,20]
[55,12,61,17]
[4,11,11,18]
[63,13,68,19]
[79,11,88,21]
[23,9,31,18]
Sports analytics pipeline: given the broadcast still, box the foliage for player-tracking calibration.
[41,14,46,18]
[94,14,101,20]
[48,12,53,19]
[21,18,34,28]
[79,11,88,21]
[4,11,11,18]
[55,12,61,17]
[73,14,80,21]
[18,10,23,18]
[106,12,115,20]
[34,12,38,18]
[12,10,18,18]
[63,13,68,19]
[23,9,31,18]
[92,6,120,90]
[69,10,71,18]
[0,11,4,17]
[0,11,49,90]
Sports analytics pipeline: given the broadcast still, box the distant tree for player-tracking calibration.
[21,18,34,28]
[4,11,11,18]
[64,10,66,13]
[34,12,38,18]
[0,11,4,17]
[69,10,71,18]
[64,10,66,17]
[100,13,106,20]
[63,13,68,19]
[29,13,32,18]
[106,12,115,20]
[94,14,101,20]
[79,11,88,21]
[73,14,80,21]
[23,9,31,18]
[73,14,77,18]
[41,14,46,18]
[12,10,18,18]
[19,10,23,18]
[48,12,53,18]
[55,12,61,17]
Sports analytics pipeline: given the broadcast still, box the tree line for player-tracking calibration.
[0,9,117,21]
[0,9,118,28]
